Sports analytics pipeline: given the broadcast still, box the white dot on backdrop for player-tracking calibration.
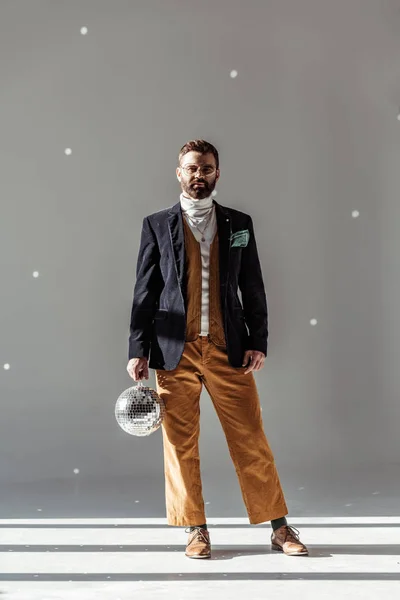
[397,112,400,121]
[310,319,318,326]
[230,70,238,78]
[80,26,88,35]
[33,271,39,278]
[64,148,72,155]
[3,364,10,370]
[73,468,80,474]
[352,210,360,218]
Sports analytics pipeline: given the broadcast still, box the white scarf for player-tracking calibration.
[180,192,214,226]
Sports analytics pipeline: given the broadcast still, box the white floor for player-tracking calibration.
[0,517,399,599]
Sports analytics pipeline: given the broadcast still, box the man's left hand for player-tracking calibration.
[242,350,266,374]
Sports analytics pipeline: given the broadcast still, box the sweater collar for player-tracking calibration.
[179,191,214,221]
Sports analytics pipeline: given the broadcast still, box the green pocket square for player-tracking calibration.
[230,229,250,247]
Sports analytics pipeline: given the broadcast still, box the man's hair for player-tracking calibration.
[178,139,219,170]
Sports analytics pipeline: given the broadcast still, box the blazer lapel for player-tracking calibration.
[214,200,231,289]
[167,199,231,293]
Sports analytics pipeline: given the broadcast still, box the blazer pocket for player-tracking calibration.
[230,229,250,247]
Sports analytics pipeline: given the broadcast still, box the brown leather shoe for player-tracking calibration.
[185,526,211,559]
[271,525,309,556]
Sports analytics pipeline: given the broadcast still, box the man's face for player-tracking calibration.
[176,151,220,200]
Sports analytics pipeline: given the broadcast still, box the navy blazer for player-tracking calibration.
[128,199,268,370]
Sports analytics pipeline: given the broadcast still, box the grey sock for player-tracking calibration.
[271,517,287,531]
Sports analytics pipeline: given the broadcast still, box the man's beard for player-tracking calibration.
[182,178,216,199]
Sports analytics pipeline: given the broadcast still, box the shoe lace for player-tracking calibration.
[285,525,301,542]
[185,526,209,544]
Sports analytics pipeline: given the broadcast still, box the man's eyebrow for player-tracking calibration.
[184,163,214,167]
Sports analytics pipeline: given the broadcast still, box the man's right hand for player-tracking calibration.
[127,357,149,381]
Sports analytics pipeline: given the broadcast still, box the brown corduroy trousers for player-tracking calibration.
[155,334,289,526]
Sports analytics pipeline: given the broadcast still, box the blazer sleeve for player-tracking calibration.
[238,215,268,355]
[128,216,162,360]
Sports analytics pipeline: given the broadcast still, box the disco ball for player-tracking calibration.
[115,381,166,437]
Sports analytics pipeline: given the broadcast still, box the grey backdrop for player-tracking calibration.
[1,0,399,519]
